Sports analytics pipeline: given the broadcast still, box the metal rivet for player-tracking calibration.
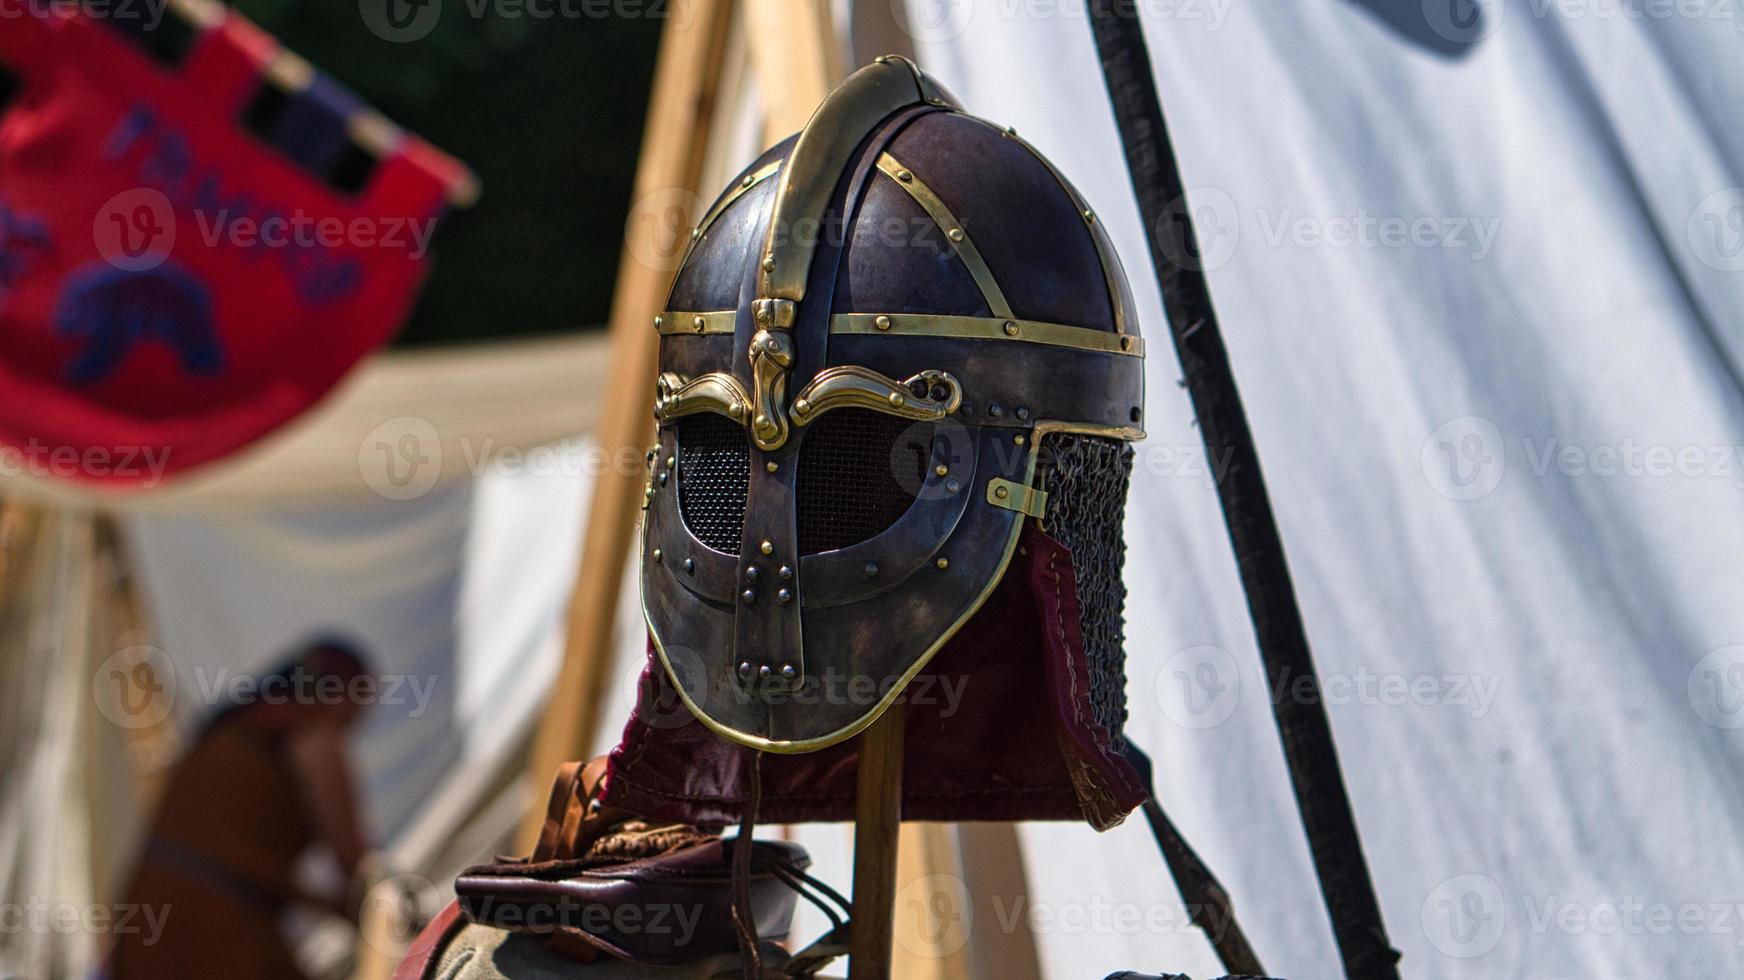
[738,661,753,680]
[691,227,702,240]
[934,464,949,477]
[1121,336,1133,351]
[888,392,905,407]
[683,558,695,573]
[728,402,744,418]
[896,169,913,183]
[1003,321,1019,337]
[755,305,770,323]
[755,413,769,428]
[693,316,706,332]
[988,403,1004,419]
[778,588,793,603]
[1016,406,1031,421]
[759,665,773,679]
[945,478,961,494]
[652,548,663,562]
[1014,434,1026,446]
[948,228,965,243]
[863,561,880,578]
[644,485,656,499]
[779,565,793,580]
[762,256,776,273]
[653,315,664,329]
[875,315,892,331]
[658,472,669,486]
[1003,126,1017,136]
[781,664,797,680]
[766,461,779,473]
[742,173,755,187]
[745,566,760,582]
[795,398,811,414]
[935,557,950,570]
[1083,209,1095,223]
[665,456,675,469]
[742,589,757,604]
[760,540,774,555]
[995,485,1010,499]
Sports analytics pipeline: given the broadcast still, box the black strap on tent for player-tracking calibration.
[1085,3,1402,977]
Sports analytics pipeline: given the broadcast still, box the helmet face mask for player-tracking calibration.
[639,57,1145,754]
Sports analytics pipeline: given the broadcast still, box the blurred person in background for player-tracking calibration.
[105,637,377,980]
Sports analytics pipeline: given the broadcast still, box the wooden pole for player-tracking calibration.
[743,0,842,146]
[849,705,905,980]
[519,0,736,848]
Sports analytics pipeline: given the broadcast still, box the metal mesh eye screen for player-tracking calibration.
[796,410,932,555]
[1038,432,1136,750]
[676,415,750,552]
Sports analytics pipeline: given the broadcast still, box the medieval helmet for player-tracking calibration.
[640,56,1144,757]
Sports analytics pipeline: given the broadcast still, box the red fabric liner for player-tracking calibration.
[603,524,1147,828]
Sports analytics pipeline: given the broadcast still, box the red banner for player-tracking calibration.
[0,7,471,485]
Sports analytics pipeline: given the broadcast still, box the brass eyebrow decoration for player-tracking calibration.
[748,329,795,450]
[654,371,752,424]
[790,367,963,428]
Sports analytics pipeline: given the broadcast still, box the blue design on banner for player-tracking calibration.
[0,199,51,297]
[55,261,223,385]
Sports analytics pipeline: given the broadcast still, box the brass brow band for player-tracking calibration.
[654,310,1145,356]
